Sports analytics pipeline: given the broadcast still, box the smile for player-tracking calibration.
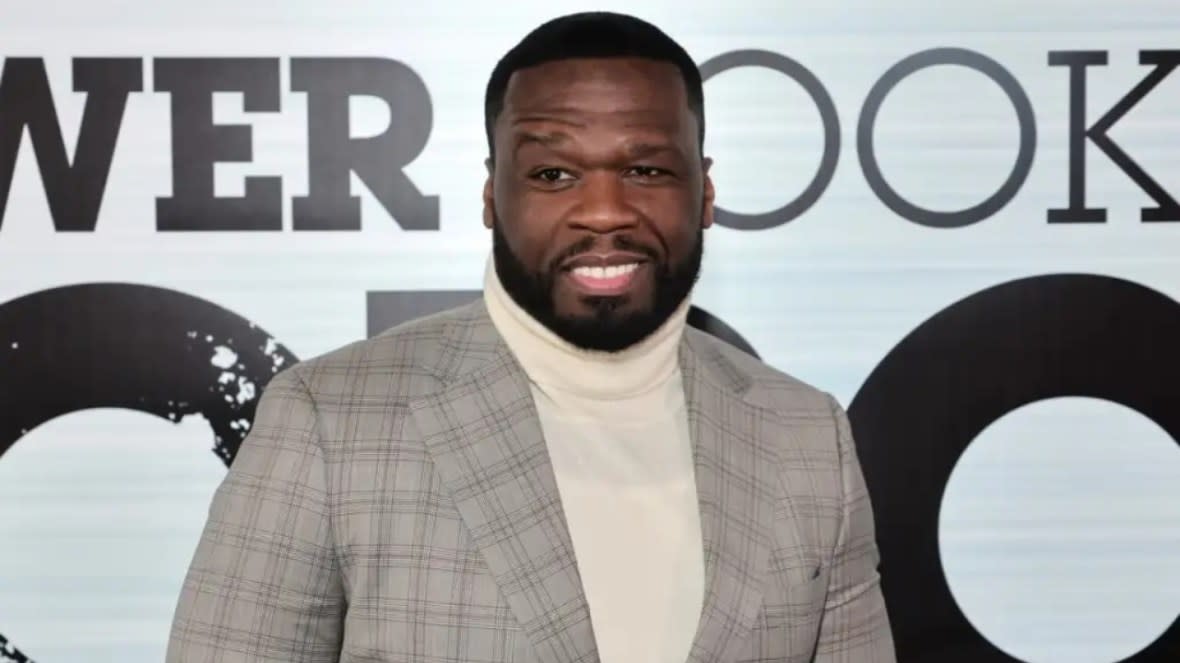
[566,262,644,295]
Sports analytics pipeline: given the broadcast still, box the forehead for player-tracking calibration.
[500,57,691,132]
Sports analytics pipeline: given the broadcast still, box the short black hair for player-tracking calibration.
[483,12,704,158]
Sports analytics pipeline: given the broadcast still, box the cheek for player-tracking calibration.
[642,199,701,247]
[496,199,558,266]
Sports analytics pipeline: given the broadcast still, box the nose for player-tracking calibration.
[566,171,640,233]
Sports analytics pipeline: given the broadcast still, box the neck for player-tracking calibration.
[482,256,690,401]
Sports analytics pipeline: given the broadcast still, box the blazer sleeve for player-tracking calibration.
[166,368,346,662]
[813,395,897,662]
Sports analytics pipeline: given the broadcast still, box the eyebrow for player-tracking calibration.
[511,131,684,162]
[622,142,681,160]
[512,130,570,155]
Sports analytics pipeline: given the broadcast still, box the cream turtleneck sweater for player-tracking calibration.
[482,258,705,663]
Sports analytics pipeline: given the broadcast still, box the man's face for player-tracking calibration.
[485,57,714,352]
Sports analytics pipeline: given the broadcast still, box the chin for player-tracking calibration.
[573,295,648,320]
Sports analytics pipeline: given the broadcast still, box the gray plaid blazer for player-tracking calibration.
[167,299,895,662]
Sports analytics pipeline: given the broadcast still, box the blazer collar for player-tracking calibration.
[409,301,775,663]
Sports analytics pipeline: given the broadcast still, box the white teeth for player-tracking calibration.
[572,263,639,280]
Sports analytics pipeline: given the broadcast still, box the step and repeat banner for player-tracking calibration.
[1,1,1178,662]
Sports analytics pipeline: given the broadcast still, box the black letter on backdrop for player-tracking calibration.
[0,631,30,663]
[0,284,298,466]
[1048,50,1180,223]
[849,274,1180,662]
[697,50,840,230]
[0,58,142,231]
[291,58,438,231]
[154,58,282,231]
[858,48,1036,228]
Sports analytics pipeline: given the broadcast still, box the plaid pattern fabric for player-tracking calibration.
[167,300,895,662]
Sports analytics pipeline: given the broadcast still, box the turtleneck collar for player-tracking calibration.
[482,256,690,402]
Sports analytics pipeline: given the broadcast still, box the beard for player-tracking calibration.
[491,216,704,353]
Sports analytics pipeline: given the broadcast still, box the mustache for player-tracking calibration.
[548,235,662,273]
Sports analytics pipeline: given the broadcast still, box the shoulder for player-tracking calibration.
[280,300,488,403]
[686,326,840,420]
[688,330,860,518]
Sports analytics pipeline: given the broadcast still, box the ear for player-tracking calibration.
[482,156,495,229]
[701,156,715,229]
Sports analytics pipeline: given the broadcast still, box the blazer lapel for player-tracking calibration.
[681,331,777,663]
[408,302,774,663]
[410,326,598,663]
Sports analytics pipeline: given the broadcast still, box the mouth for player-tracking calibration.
[561,256,649,296]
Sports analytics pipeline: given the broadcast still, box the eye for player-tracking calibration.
[531,168,573,183]
[627,166,670,179]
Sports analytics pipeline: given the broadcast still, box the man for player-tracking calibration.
[167,11,895,663]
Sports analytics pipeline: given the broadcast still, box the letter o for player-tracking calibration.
[857,48,1036,228]
[699,50,841,230]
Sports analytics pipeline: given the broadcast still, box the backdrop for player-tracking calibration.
[0,2,1177,662]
